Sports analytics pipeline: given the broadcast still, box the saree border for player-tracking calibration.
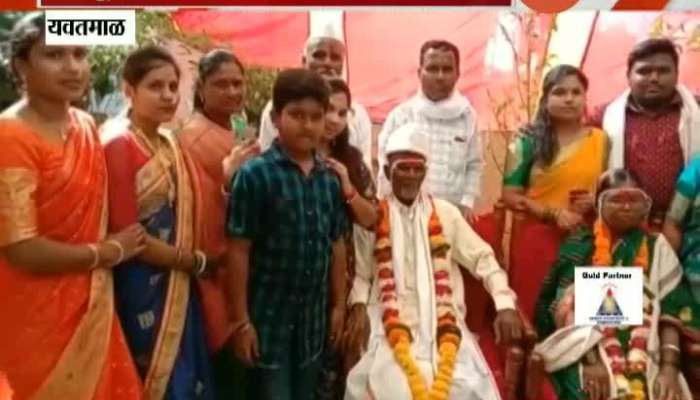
[30,175,113,400]
[142,131,195,400]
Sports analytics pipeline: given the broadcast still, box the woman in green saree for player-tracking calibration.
[533,169,691,400]
[662,156,700,398]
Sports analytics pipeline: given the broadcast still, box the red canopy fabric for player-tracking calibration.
[582,11,700,109]
[345,11,553,125]
[345,12,503,121]
[172,11,700,123]
[173,11,554,125]
[171,10,309,69]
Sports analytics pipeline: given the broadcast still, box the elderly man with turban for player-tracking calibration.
[343,123,521,400]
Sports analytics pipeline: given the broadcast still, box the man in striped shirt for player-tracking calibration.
[378,39,483,223]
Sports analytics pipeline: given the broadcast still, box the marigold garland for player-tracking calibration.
[375,198,460,400]
[592,218,650,400]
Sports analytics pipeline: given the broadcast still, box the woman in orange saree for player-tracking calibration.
[177,49,259,399]
[0,13,143,400]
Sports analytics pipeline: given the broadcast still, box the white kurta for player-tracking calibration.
[603,85,700,170]
[345,195,515,400]
[377,90,483,208]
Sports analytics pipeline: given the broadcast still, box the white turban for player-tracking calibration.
[384,123,430,162]
[307,10,344,43]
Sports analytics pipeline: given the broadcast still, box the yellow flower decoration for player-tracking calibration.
[629,382,644,392]
[375,198,461,399]
[595,218,650,400]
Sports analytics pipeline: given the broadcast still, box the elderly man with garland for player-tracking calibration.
[343,123,521,400]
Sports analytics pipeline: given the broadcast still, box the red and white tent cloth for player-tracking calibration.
[172,10,700,125]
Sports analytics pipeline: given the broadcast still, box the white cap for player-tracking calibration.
[384,123,429,161]
[308,11,344,43]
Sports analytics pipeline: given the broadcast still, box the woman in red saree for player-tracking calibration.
[102,46,215,400]
[0,13,144,400]
[177,49,259,399]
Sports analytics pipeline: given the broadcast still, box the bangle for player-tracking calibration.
[345,188,358,203]
[231,319,249,332]
[87,244,100,270]
[194,250,207,276]
[231,320,251,336]
[239,323,252,335]
[104,240,125,265]
[661,343,681,353]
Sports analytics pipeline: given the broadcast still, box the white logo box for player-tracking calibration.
[45,10,136,46]
[574,267,644,327]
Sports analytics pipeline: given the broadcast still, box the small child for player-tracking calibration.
[225,68,349,400]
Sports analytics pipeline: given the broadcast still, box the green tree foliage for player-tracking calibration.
[0,11,277,119]
[0,12,26,109]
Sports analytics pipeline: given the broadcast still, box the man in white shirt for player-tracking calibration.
[378,40,483,222]
[344,123,520,400]
[258,35,373,167]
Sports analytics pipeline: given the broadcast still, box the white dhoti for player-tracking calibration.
[345,304,501,400]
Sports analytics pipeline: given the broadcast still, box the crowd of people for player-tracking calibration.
[0,10,700,400]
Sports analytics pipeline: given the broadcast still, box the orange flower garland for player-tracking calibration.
[375,198,460,400]
[593,220,648,269]
[592,218,649,400]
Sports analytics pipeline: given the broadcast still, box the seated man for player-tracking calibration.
[344,123,522,399]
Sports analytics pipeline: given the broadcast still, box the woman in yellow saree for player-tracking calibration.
[500,65,607,399]
[502,64,608,322]
[0,13,144,400]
